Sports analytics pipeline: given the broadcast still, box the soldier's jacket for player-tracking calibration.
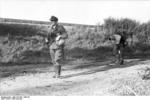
[111,33,127,48]
[47,24,68,49]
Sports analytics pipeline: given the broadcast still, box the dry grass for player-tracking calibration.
[107,67,150,96]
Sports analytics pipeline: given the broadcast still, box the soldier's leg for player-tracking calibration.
[112,45,116,62]
[113,44,119,63]
[119,46,124,65]
[54,47,64,78]
[116,52,120,64]
[50,48,55,64]
[50,48,58,76]
[55,60,61,77]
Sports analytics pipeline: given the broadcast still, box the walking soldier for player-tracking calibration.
[45,16,68,78]
[109,28,127,65]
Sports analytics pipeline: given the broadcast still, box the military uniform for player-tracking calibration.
[112,32,127,65]
[47,16,68,78]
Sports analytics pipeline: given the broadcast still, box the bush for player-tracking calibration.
[0,17,150,63]
[66,26,107,49]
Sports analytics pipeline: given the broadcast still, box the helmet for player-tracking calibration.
[50,16,58,22]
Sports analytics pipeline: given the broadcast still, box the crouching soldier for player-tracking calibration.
[45,16,68,78]
[109,29,127,65]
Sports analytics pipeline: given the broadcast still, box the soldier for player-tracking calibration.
[109,27,127,65]
[45,16,68,78]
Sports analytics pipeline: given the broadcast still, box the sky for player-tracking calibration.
[0,0,150,25]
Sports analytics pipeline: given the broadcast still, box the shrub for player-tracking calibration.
[0,17,150,63]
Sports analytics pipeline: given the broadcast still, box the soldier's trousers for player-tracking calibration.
[50,45,64,76]
[113,44,124,64]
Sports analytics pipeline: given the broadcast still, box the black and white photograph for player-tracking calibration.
[0,0,150,96]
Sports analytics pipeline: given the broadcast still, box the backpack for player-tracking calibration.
[113,34,121,45]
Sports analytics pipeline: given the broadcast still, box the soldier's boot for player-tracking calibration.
[57,65,61,77]
[119,49,124,65]
[53,64,57,78]
[53,64,61,78]
[114,53,120,64]
[119,58,124,65]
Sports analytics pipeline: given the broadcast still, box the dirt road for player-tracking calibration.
[1,58,150,96]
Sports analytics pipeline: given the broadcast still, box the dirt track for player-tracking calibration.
[1,58,150,96]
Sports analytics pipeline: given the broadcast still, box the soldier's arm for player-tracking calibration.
[59,25,68,39]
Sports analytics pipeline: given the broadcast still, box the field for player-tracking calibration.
[1,18,150,96]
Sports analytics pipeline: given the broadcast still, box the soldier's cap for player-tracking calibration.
[50,16,58,22]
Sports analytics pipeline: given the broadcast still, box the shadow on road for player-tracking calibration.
[61,58,147,79]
